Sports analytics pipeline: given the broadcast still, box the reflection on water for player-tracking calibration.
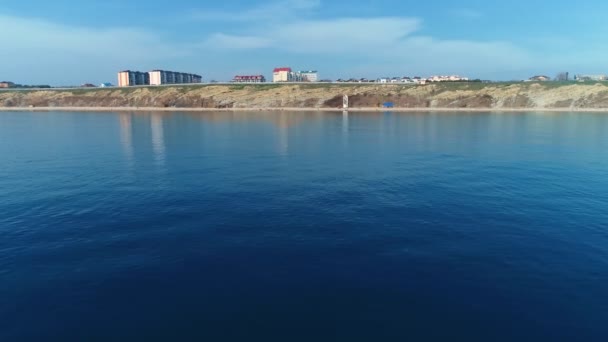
[1,110,608,341]
[342,111,349,146]
[151,113,166,168]
[119,113,134,167]
[116,111,608,163]
[276,113,290,156]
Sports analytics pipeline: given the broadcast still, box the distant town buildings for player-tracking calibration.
[299,70,319,82]
[232,75,266,83]
[555,72,569,81]
[0,81,49,89]
[376,76,470,84]
[118,70,202,87]
[527,75,551,82]
[574,74,608,82]
[428,75,470,82]
[273,67,319,82]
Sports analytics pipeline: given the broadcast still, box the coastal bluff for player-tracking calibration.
[2,82,608,111]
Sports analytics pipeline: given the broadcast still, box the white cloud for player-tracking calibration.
[193,1,516,71]
[276,17,422,53]
[201,17,421,52]
[202,16,532,77]
[3,4,594,83]
[0,14,184,84]
[0,15,179,60]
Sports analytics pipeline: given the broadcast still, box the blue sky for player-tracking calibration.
[1,0,607,85]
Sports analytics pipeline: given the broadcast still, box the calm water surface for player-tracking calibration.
[1,111,607,341]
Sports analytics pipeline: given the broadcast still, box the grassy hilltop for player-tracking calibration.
[2,82,608,110]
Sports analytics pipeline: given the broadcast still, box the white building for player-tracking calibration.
[574,74,607,81]
[273,67,292,82]
[427,75,469,82]
[299,70,318,82]
[273,67,319,82]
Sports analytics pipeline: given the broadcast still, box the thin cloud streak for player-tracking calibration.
[191,0,320,22]
[203,16,532,75]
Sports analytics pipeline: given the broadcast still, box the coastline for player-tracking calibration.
[3,82,608,113]
[2,106,608,113]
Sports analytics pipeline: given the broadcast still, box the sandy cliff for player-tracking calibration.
[2,82,608,110]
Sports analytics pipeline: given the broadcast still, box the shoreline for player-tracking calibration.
[1,106,608,113]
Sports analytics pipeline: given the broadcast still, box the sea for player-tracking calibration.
[1,110,607,341]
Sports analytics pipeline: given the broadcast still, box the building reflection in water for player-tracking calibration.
[119,113,134,167]
[342,111,349,146]
[150,113,166,167]
[276,113,290,156]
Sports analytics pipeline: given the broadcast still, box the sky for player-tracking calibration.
[1,0,607,85]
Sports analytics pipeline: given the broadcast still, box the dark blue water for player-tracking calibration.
[1,111,607,341]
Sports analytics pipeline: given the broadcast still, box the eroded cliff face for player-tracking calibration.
[2,83,608,109]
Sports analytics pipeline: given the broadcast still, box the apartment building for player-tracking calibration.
[273,67,292,82]
[233,75,266,83]
[149,70,202,86]
[299,70,318,82]
[117,70,150,87]
[118,70,202,87]
[273,67,319,82]
[574,74,608,81]
[0,81,15,88]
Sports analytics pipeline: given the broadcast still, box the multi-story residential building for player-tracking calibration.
[574,74,607,81]
[149,70,202,86]
[118,70,150,87]
[289,72,304,82]
[299,70,318,82]
[0,81,15,88]
[273,67,292,82]
[118,70,201,87]
[273,67,320,82]
[233,75,266,83]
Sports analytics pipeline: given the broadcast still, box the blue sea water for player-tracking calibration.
[1,110,607,341]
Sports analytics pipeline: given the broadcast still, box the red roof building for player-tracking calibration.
[273,67,293,82]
